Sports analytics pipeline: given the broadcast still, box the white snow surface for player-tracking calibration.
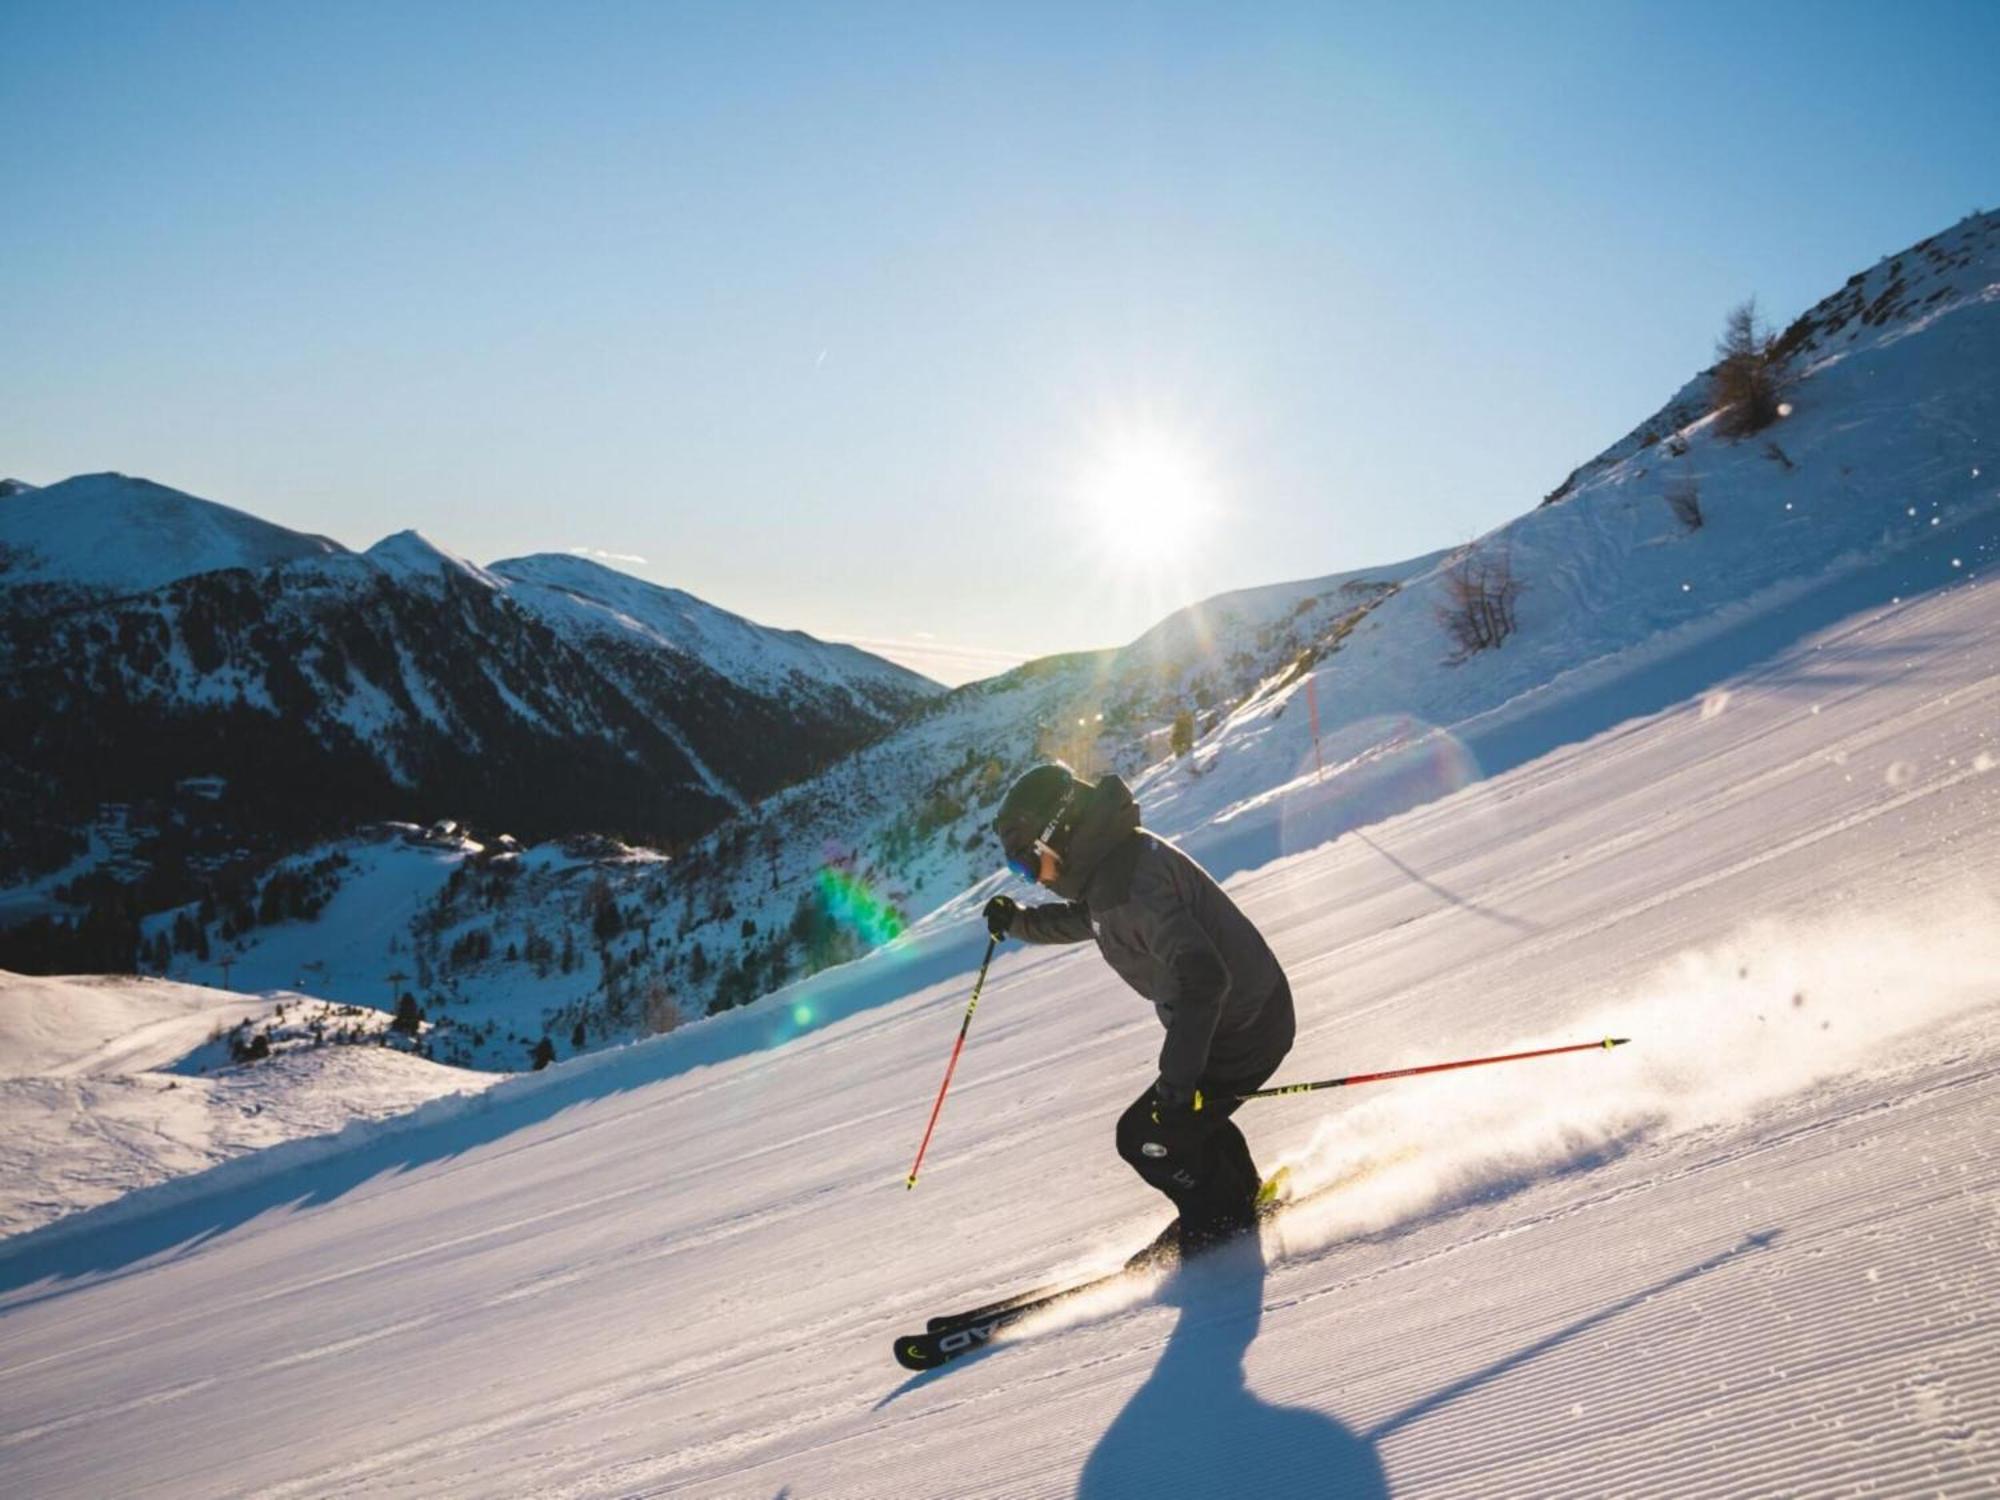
[0,473,342,595]
[0,973,492,1238]
[0,556,1994,1494]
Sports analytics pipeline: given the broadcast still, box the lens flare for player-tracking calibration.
[817,865,907,947]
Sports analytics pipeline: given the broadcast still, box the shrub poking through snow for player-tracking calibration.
[1711,297,1787,438]
[1665,468,1704,531]
[1436,544,1522,657]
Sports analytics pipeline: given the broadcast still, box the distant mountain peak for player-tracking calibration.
[0,478,38,498]
[363,529,502,590]
[488,551,941,697]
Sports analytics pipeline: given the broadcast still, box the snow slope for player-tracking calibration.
[0,539,1992,1495]
[0,972,492,1237]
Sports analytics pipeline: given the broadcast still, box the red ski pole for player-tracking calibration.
[906,934,999,1190]
[1239,1037,1630,1099]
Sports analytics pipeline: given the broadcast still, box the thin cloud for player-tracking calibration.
[568,546,649,566]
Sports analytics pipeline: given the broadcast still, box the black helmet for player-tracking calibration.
[995,763,1084,870]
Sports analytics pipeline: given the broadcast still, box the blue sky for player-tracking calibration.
[4,1,1996,681]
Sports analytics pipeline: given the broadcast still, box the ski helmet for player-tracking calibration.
[995,763,1084,872]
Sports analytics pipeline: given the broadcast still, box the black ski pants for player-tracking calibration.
[1114,1054,1284,1239]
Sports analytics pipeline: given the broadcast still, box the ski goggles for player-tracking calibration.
[1000,785,1079,882]
[1004,838,1048,883]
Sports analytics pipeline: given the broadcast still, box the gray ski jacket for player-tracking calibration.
[1011,775,1293,1092]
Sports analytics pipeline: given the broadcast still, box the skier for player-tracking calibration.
[983,763,1295,1263]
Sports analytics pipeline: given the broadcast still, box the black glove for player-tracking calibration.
[983,894,1019,939]
[1150,1079,1205,1126]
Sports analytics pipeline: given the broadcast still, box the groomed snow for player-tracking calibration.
[0,973,493,1238]
[0,553,1992,1496]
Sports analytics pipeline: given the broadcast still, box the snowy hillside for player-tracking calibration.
[0,473,343,596]
[0,505,1991,1495]
[0,971,491,1237]
[134,824,673,1073]
[1125,209,2000,873]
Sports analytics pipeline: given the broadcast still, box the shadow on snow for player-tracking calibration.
[1078,1237,1388,1498]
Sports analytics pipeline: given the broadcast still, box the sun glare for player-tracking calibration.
[1078,429,1212,569]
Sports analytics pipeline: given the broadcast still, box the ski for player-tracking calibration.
[925,1279,1078,1334]
[893,1159,1417,1372]
[896,1272,1122,1371]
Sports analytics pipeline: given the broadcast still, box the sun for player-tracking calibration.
[1077,428,1213,569]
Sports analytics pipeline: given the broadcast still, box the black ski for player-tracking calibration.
[895,1272,1121,1371]
[893,1163,1388,1373]
[925,1279,1075,1335]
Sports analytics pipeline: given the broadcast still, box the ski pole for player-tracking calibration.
[1239,1037,1629,1100]
[906,934,999,1190]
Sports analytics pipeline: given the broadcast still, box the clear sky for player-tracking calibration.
[4,1,1996,683]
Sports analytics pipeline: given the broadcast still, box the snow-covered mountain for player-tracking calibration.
[0,485,940,924]
[489,550,928,716]
[2,210,1997,1495]
[0,472,344,597]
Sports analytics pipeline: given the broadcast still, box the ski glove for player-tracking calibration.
[983,895,1019,939]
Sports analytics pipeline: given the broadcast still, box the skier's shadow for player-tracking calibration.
[1078,1238,1389,1499]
